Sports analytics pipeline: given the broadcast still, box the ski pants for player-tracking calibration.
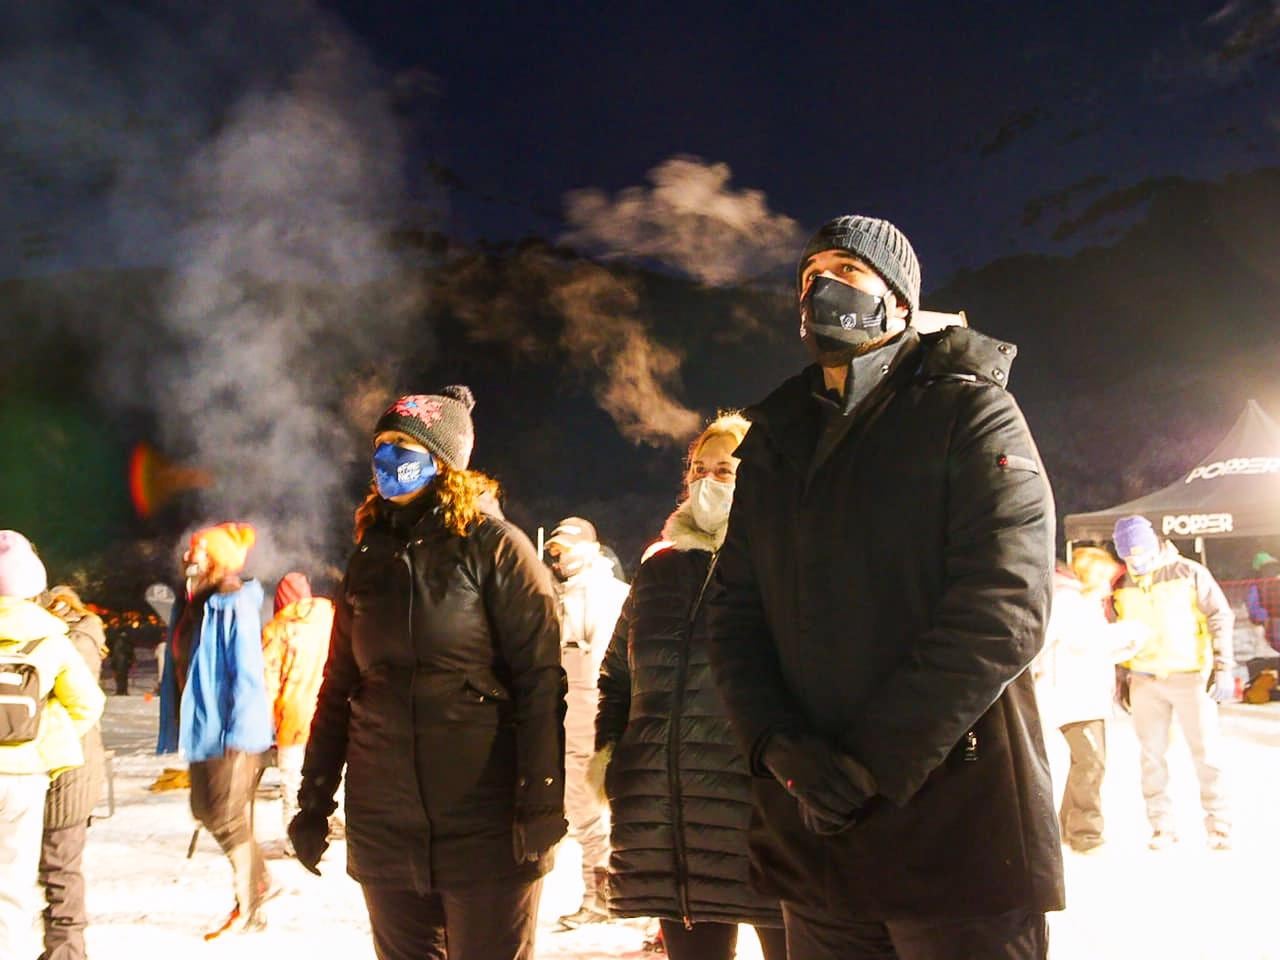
[781,902,1048,960]
[562,647,610,894]
[39,821,88,960]
[1129,672,1230,833]
[189,752,268,900]
[362,877,543,960]
[1058,719,1106,849]
[660,919,789,960]
[0,772,50,960]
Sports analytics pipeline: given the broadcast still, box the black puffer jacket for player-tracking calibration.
[302,497,567,892]
[46,613,107,830]
[707,327,1064,920]
[596,502,782,927]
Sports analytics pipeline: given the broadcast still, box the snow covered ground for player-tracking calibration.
[82,690,1279,959]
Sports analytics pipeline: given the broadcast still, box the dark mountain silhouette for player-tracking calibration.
[4,167,1279,603]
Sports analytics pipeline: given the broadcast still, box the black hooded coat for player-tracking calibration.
[705,326,1065,920]
[302,498,567,893]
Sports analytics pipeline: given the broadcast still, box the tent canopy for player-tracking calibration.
[1064,400,1280,543]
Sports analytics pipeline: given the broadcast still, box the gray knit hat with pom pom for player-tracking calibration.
[374,386,477,470]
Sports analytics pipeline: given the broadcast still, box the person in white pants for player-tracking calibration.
[543,517,628,929]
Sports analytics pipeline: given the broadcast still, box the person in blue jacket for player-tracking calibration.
[161,522,273,939]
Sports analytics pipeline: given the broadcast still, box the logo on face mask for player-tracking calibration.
[800,276,894,364]
[373,443,438,500]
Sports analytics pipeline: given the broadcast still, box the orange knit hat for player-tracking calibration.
[190,522,257,574]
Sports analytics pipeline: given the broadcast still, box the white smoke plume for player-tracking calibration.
[151,37,425,577]
[562,155,803,287]
[550,264,702,446]
[438,246,701,448]
[0,4,427,579]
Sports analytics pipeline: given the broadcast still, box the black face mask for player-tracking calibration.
[800,276,891,366]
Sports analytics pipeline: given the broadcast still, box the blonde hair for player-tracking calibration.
[354,464,502,542]
[1071,546,1119,592]
[681,411,751,496]
[687,411,751,466]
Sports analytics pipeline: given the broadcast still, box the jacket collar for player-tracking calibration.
[743,325,1020,480]
[661,498,723,552]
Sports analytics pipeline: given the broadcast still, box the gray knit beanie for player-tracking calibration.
[374,386,476,471]
[797,215,921,317]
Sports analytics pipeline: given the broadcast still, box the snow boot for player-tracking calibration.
[558,867,611,929]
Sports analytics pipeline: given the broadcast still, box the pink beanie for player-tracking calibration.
[0,531,48,600]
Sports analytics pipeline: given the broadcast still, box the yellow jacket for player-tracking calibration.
[261,597,334,747]
[1112,545,1234,677]
[0,598,106,778]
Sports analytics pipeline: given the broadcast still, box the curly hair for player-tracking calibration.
[354,464,501,543]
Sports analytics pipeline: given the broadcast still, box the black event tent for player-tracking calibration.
[1064,400,1280,546]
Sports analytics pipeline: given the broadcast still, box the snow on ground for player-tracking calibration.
[84,689,1279,959]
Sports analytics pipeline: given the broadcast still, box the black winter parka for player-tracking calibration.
[706,326,1065,920]
[302,499,567,893]
[596,509,783,928]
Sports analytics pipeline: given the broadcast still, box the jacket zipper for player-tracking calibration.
[668,552,720,929]
[399,541,433,889]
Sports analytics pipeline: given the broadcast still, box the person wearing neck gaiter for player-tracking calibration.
[593,413,787,960]
[705,216,1061,960]
[290,387,566,960]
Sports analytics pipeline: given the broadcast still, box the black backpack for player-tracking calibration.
[0,639,45,745]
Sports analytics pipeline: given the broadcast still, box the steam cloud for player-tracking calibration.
[152,38,424,576]
[439,247,702,447]
[563,155,802,287]
[2,4,426,578]
[550,264,702,446]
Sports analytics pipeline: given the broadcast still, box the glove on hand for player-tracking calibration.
[512,807,567,864]
[1209,666,1235,703]
[762,732,877,836]
[287,810,330,876]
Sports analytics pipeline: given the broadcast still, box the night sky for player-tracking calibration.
[1,1,1278,593]
[324,0,1279,275]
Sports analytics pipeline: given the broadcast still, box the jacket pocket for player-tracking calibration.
[463,672,511,704]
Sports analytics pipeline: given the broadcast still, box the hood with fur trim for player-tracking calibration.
[660,498,725,553]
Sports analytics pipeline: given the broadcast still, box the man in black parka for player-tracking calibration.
[705,215,1064,960]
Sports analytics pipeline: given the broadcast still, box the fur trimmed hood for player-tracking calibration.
[660,498,724,553]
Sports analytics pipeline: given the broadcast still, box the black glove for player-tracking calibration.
[761,731,877,835]
[512,806,567,864]
[288,809,330,876]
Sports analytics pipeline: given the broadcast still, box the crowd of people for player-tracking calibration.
[2,213,1275,960]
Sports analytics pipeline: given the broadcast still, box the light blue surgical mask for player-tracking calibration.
[372,443,437,500]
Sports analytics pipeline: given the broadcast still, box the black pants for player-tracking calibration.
[39,822,88,960]
[782,902,1048,960]
[1059,719,1106,850]
[362,878,543,960]
[659,918,789,960]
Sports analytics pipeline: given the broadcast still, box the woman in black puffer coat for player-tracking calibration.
[594,414,786,960]
[290,387,567,960]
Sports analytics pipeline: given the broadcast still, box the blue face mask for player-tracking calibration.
[372,443,438,500]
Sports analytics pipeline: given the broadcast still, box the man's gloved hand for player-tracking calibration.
[288,810,330,876]
[512,806,567,864]
[761,731,877,835]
